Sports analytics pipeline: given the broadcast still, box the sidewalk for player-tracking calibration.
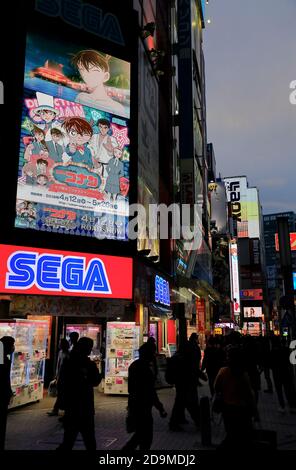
[5,381,296,450]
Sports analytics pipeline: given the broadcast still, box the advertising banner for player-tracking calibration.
[15,25,131,241]
[243,307,263,319]
[275,233,296,251]
[196,298,205,333]
[224,177,248,238]
[229,242,241,314]
[0,244,133,298]
[240,289,263,301]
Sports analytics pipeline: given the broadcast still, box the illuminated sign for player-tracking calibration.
[275,233,296,252]
[15,11,131,241]
[293,273,296,290]
[214,328,222,335]
[243,307,263,319]
[224,177,248,238]
[229,241,240,314]
[240,289,263,301]
[155,276,170,307]
[0,245,132,298]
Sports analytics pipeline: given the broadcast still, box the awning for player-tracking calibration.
[148,303,174,319]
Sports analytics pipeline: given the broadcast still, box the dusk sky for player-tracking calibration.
[204,0,296,214]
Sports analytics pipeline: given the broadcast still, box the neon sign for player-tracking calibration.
[155,275,170,307]
[0,245,132,298]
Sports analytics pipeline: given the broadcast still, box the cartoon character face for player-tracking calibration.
[51,133,62,143]
[39,109,56,122]
[68,127,91,145]
[78,64,109,89]
[114,148,122,159]
[37,175,48,185]
[35,131,45,142]
[98,123,109,136]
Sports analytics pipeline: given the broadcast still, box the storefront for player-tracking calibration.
[0,243,134,404]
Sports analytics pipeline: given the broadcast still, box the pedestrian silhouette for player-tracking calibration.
[169,341,202,431]
[122,343,167,450]
[0,336,15,450]
[214,345,257,448]
[57,337,102,450]
[47,338,70,417]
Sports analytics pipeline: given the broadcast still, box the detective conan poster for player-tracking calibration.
[15,30,131,241]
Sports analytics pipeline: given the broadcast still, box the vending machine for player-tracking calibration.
[0,318,49,408]
[104,322,140,394]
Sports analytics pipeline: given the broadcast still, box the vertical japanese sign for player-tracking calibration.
[229,241,241,314]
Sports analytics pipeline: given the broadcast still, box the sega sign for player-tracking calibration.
[155,276,170,307]
[0,245,132,298]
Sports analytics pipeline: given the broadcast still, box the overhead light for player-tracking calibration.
[207,19,211,24]
[116,317,121,320]
[188,288,200,299]
[172,289,188,300]
[208,294,215,302]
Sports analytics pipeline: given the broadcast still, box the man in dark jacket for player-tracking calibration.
[122,343,167,450]
[0,336,15,450]
[57,337,101,450]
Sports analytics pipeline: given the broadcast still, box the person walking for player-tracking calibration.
[0,336,15,450]
[47,338,70,416]
[201,336,224,396]
[169,341,203,431]
[270,336,296,413]
[69,331,79,351]
[57,337,102,451]
[122,343,167,450]
[214,345,258,449]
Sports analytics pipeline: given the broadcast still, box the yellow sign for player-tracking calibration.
[214,327,222,335]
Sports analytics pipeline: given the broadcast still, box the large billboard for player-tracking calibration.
[15,17,131,241]
[224,177,261,240]
[240,289,263,301]
[224,177,248,238]
[243,307,263,319]
[0,244,133,299]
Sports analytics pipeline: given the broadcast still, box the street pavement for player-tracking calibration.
[5,378,296,451]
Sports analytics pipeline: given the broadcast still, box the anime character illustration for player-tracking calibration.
[61,117,94,168]
[24,126,47,160]
[46,128,65,162]
[91,118,117,178]
[31,92,61,140]
[104,147,125,201]
[36,174,49,186]
[22,162,37,185]
[71,50,126,116]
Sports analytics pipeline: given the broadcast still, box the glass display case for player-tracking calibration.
[0,319,49,408]
[105,322,140,395]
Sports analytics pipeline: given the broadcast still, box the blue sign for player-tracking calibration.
[293,272,296,290]
[155,275,170,307]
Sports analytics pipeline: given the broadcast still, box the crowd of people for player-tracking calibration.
[0,330,296,451]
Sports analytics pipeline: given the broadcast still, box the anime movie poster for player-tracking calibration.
[15,31,131,241]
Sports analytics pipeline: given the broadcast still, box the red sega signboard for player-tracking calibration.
[0,244,133,299]
[240,289,263,301]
